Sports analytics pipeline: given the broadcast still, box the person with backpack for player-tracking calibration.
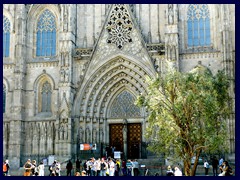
[3,160,10,176]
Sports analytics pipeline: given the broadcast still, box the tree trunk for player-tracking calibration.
[190,150,202,176]
[183,159,191,176]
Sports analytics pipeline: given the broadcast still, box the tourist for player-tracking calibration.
[211,156,218,176]
[204,160,210,176]
[166,165,174,176]
[174,166,182,176]
[38,161,45,176]
[3,160,10,176]
[23,159,32,176]
[66,160,73,176]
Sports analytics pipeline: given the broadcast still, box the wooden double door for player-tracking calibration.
[109,123,141,159]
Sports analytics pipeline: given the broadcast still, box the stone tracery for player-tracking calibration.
[106,4,133,49]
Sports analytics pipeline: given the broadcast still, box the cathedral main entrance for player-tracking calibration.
[109,123,142,159]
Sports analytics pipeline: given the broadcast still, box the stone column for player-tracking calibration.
[123,119,128,159]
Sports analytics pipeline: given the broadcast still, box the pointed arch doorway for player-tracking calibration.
[108,90,142,159]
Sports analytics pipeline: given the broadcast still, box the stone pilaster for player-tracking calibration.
[55,4,77,161]
[220,4,235,155]
[8,4,27,168]
[165,4,179,71]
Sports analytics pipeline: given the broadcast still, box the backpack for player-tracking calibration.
[3,163,7,172]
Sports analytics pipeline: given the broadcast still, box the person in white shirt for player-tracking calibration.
[204,160,210,176]
[174,167,182,176]
[38,161,45,176]
[108,158,115,176]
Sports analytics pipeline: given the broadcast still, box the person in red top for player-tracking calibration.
[3,160,10,176]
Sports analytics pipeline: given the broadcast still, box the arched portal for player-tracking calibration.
[73,56,153,159]
[108,90,142,159]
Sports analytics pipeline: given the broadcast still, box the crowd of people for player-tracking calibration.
[81,157,139,176]
[202,156,234,176]
[3,156,234,176]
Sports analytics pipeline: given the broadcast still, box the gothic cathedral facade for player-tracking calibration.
[3,4,235,168]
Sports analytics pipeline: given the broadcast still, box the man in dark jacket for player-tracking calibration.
[76,159,81,173]
[66,160,73,176]
[212,156,219,176]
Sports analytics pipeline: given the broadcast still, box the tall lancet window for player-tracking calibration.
[187,4,211,47]
[36,9,56,57]
[3,16,11,57]
[41,81,52,112]
[3,84,6,113]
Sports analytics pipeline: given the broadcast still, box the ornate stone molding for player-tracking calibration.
[146,43,165,55]
[180,52,222,60]
[3,63,15,69]
[74,48,93,59]
[27,61,59,68]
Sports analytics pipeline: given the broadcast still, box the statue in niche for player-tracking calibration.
[65,68,69,82]
[79,128,84,143]
[99,129,104,142]
[93,129,97,143]
[60,52,65,66]
[168,4,174,25]
[65,52,69,67]
[59,126,62,140]
[60,69,65,82]
[62,5,68,32]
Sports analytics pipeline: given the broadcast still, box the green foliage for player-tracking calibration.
[136,70,231,175]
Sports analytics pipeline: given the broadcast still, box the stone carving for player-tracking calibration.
[106,4,133,49]
[61,4,69,32]
[61,52,70,67]
[166,34,178,61]
[79,127,84,143]
[65,68,69,82]
[60,69,65,82]
[168,4,174,25]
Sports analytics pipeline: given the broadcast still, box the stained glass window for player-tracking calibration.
[41,81,52,112]
[110,91,141,118]
[3,84,6,113]
[3,16,10,57]
[36,9,56,57]
[187,4,211,47]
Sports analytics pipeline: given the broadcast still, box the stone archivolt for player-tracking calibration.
[75,57,149,119]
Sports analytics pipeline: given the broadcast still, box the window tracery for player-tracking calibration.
[3,16,10,57]
[106,4,133,49]
[110,91,141,118]
[41,81,52,112]
[187,4,211,47]
[36,9,56,57]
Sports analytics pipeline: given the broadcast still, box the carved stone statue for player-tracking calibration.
[168,4,174,25]
[60,69,65,82]
[65,68,69,82]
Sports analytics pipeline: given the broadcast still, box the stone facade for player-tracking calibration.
[3,4,235,168]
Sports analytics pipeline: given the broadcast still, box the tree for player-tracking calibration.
[136,69,231,176]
